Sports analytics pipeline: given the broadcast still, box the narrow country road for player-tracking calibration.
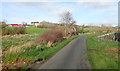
[35,35,91,69]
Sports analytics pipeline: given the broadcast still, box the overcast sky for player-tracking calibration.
[1,0,119,26]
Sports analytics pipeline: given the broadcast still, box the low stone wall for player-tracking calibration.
[97,32,115,40]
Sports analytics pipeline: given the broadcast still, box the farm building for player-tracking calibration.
[31,21,54,27]
[9,24,23,27]
[31,22,41,27]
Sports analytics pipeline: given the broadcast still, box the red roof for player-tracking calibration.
[10,24,23,26]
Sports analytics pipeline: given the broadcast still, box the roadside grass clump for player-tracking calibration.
[86,33,119,69]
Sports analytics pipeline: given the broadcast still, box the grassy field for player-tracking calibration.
[9,26,47,34]
[3,35,78,69]
[2,27,48,69]
[2,34,38,49]
[2,27,47,48]
[25,27,47,34]
[2,26,119,69]
[3,35,78,61]
[2,26,79,69]
[86,33,119,69]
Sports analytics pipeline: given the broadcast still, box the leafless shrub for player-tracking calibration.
[34,28,64,47]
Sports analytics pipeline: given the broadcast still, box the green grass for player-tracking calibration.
[8,26,47,34]
[2,34,39,49]
[86,33,119,69]
[39,35,78,59]
[9,26,47,34]
[3,35,79,69]
[3,35,78,62]
[2,27,47,49]
[3,26,79,69]
[25,27,47,34]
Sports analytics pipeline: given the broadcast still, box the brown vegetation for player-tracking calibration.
[34,28,64,47]
[2,58,29,70]
[105,47,119,53]
[3,41,33,53]
[95,27,117,33]
[86,26,117,33]
[0,21,26,35]
[2,27,26,36]
[34,25,77,47]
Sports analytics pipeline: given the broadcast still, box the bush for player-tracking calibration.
[76,27,89,34]
[2,27,26,35]
[37,24,56,29]
[2,27,12,35]
[76,27,81,34]
[34,28,64,47]
[0,21,8,29]
[37,25,48,28]
[15,27,26,34]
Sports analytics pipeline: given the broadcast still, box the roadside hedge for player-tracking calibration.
[2,27,26,35]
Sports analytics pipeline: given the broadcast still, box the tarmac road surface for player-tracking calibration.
[35,35,91,69]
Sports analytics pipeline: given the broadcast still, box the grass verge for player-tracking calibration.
[86,33,119,69]
[3,35,79,69]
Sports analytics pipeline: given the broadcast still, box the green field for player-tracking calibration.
[2,34,38,49]
[86,33,119,69]
[2,27,47,49]
[25,27,47,34]
[9,26,47,34]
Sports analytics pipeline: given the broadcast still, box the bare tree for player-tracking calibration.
[60,11,75,25]
[59,11,76,36]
